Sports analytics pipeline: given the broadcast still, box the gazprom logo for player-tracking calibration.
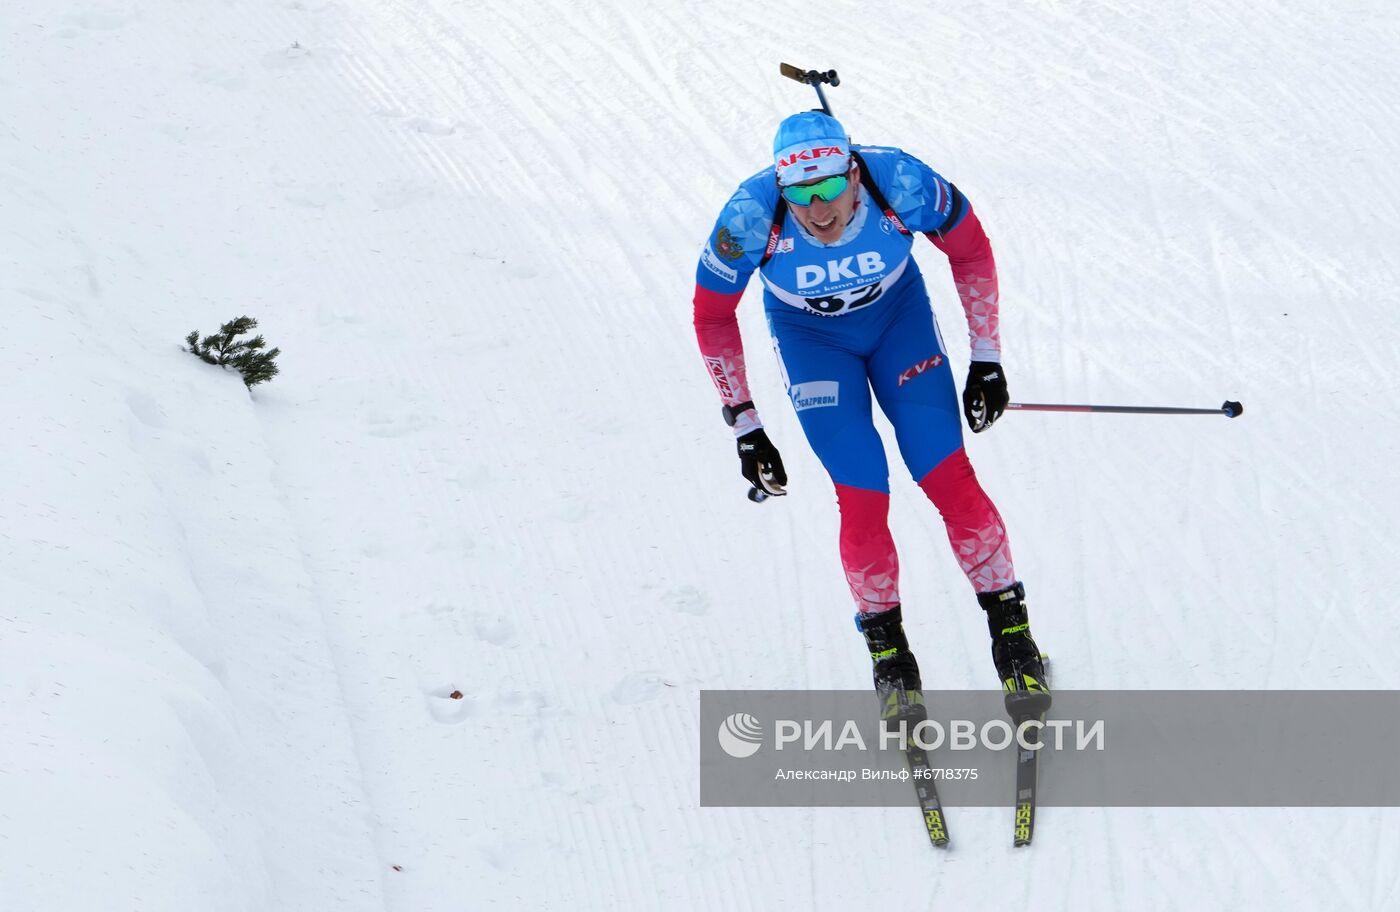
[717,713,764,759]
[700,244,738,284]
[790,381,839,412]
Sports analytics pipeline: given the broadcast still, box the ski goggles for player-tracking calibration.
[781,173,850,207]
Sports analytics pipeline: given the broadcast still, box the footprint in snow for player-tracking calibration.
[610,672,669,705]
[261,43,340,70]
[664,585,710,616]
[275,181,342,209]
[425,685,474,724]
[66,8,142,30]
[557,494,591,523]
[448,464,491,491]
[472,612,514,647]
[477,841,519,872]
[366,412,429,438]
[17,287,58,305]
[192,65,247,93]
[497,690,564,721]
[125,389,168,429]
[372,179,438,211]
[406,116,456,137]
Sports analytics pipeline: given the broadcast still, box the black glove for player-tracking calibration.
[962,361,1008,433]
[737,429,787,498]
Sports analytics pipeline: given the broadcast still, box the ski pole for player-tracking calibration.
[1007,400,1244,418]
[780,62,840,115]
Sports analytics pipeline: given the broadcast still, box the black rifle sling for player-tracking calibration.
[758,195,789,267]
[851,149,968,240]
[849,149,913,237]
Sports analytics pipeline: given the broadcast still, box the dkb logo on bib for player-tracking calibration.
[796,252,887,289]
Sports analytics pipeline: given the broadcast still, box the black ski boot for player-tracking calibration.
[978,582,1051,719]
[855,606,926,723]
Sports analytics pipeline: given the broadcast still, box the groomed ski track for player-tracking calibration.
[3,1,1399,909]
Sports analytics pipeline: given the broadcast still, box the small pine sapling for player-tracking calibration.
[186,316,281,388]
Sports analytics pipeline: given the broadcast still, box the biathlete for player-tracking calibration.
[693,111,1050,719]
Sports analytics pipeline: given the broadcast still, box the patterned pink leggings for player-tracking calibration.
[836,447,1014,614]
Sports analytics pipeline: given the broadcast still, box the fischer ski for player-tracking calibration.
[904,741,950,847]
[1011,717,1041,846]
[1011,656,1050,847]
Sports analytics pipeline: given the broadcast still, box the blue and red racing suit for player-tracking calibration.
[693,144,1016,610]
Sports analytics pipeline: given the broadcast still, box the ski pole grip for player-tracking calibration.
[1222,400,1244,418]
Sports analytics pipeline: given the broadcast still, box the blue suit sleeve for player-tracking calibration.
[695,173,775,294]
[857,146,967,237]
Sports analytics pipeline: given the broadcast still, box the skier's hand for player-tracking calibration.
[737,429,787,499]
[962,361,1008,433]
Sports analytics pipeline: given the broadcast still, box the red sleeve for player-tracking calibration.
[693,285,763,435]
[926,204,1001,362]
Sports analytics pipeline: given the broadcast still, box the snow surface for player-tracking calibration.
[3,0,1400,909]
